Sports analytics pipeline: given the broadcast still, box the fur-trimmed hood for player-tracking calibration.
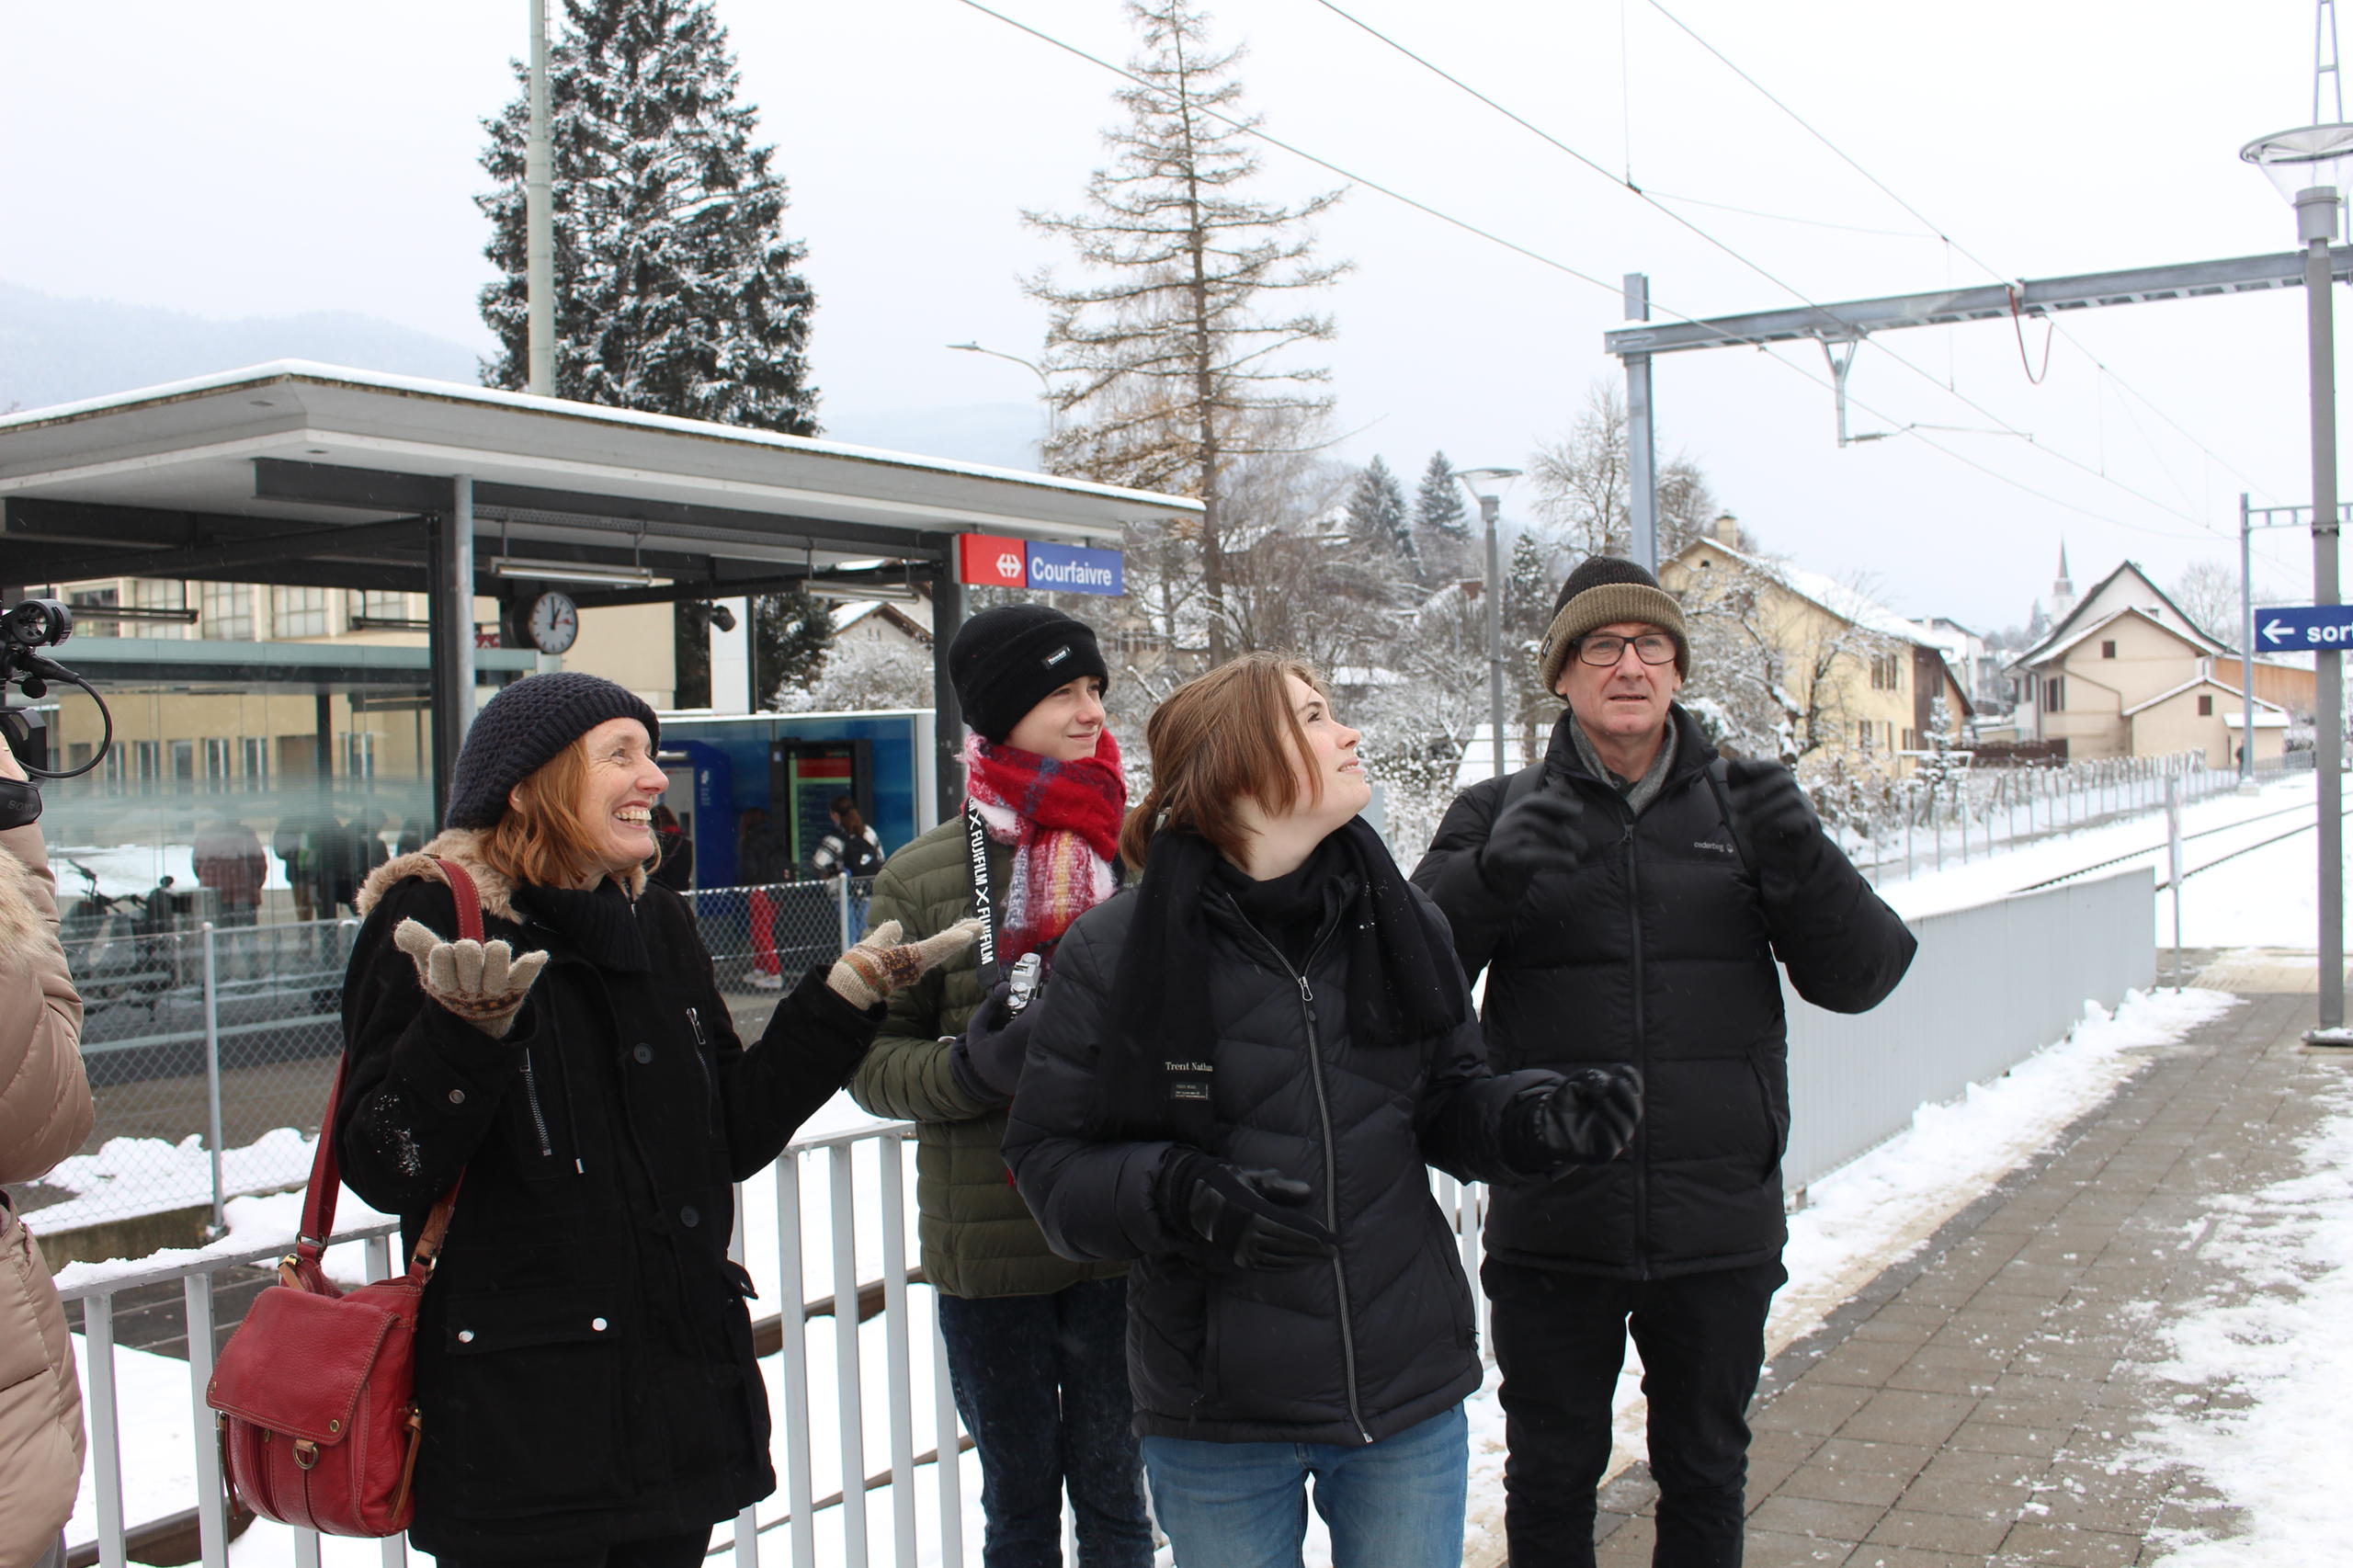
[354,827,646,924]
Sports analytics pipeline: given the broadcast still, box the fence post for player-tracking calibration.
[2165,773,2185,983]
[838,870,852,951]
[202,922,226,1238]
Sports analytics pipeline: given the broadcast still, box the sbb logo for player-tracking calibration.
[957,534,1030,589]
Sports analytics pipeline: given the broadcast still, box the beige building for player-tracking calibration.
[2124,676,2290,768]
[1661,531,1972,774]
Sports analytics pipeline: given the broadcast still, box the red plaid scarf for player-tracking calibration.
[962,730,1126,963]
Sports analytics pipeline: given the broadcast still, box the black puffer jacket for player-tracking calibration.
[335,834,879,1560]
[1002,878,1544,1446]
[1412,708,1915,1280]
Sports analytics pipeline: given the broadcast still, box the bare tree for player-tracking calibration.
[1024,0,1347,663]
[2170,558,2242,647]
[1529,381,1722,562]
[1677,553,1897,762]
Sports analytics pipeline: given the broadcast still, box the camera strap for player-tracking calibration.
[963,799,1001,993]
[0,778,36,832]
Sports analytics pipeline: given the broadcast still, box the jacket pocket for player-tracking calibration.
[1748,1055,1790,1181]
[428,1287,631,1514]
[1421,1207,1478,1351]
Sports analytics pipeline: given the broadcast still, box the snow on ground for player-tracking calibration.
[1453,985,2241,1565]
[34,1127,320,1233]
[2128,1074,2353,1564]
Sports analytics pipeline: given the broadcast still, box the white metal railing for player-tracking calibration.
[58,872,2150,1566]
[1782,867,2158,1191]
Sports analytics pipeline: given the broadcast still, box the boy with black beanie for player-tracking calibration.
[849,602,1149,1568]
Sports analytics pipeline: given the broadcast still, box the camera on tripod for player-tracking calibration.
[2,597,114,829]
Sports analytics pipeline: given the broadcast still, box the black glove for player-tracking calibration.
[1722,758,1821,894]
[948,981,1038,1106]
[1476,788,1589,903]
[1504,1065,1643,1173]
[1155,1153,1336,1271]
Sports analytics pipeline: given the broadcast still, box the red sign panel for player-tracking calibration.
[957,534,1029,588]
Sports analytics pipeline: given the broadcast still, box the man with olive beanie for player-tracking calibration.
[848,603,1149,1568]
[1414,557,1915,1568]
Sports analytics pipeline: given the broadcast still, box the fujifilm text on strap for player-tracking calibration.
[964,800,1000,987]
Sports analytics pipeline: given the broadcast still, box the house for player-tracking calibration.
[2123,676,2290,769]
[2006,560,2248,758]
[1660,528,1972,773]
[830,597,933,650]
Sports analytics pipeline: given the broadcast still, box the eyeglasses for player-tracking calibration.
[1575,633,1677,668]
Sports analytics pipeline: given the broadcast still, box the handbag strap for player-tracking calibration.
[297,857,485,1278]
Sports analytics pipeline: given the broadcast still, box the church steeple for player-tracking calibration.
[2051,541,2075,619]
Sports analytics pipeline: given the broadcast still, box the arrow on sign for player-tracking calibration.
[2255,604,2353,649]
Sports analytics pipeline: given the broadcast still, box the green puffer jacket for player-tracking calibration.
[847,817,1130,1300]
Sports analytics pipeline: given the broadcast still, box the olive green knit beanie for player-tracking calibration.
[1535,556,1690,691]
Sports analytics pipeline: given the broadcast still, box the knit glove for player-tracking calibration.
[392,918,549,1040]
[825,917,984,1010]
[1156,1153,1336,1271]
[1478,789,1589,903]
[1504,1065,1644,1173]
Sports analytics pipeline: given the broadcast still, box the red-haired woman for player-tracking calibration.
[335,673,974,1567]
[1004,653,1643,1568]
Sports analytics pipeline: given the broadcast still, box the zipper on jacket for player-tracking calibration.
[686,1006,709,1048]
[519,1048,554,1160]
[1221,895,1373,1444]
[1620,809,1652,1281]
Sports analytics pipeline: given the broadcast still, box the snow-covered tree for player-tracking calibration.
[1025,0,1347,664]
[1413,452,1471,579]
[751,586,831,709]
[1529,381,1721,562]
[777,636,932,712]
[475,0,820,702]
[1346,455,1415,569]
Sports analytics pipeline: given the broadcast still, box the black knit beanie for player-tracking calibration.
[445,672,662,829]
[948,604,1109,744]
[1536,555,1690,690]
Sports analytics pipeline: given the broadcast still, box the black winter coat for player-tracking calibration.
[1002,879,1546,1446]
[1412,708,1915,1280]
[335,838,879,1560]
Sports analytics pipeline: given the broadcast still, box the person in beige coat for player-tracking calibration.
[0,737,94,1568]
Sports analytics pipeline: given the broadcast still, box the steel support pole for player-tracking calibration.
[1623,273,1659,572]
[2301,187,2346,1029]
[202,923,224,1237]
[526,0,554,397]
[428,478,477,827]
[927,542,967,821]
[2242,494,2258,784]
[1483,494,1506,781]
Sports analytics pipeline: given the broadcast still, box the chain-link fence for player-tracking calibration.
[26,876,878,1238]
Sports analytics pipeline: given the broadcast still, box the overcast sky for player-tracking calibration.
[0,0,2338,630]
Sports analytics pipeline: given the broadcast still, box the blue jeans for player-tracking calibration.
[937,1278,1152,1568]
[1139,1403,1469,1568]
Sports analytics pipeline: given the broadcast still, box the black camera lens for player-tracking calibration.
[2,598,72,649]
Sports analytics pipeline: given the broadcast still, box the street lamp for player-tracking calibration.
[1458,467,1523,786]
[946,341,1058,451]
[2240,121,2353,1035]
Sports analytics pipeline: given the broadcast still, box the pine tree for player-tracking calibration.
[751,586,832,709]
[475,0,820,705]
[1345,456,1415,569]
[1413,452,1471,580]
[1024,0,1347,663]
[1505,529,1552,647]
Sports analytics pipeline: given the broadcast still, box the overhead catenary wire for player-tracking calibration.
[1301,0,2297,557]
[947,0,2231,542]
[1641,0,2284,512]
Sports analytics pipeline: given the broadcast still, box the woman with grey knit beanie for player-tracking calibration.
[332,672,976,1565]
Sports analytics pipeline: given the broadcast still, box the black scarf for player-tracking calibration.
[1102,817,1464,1144]
[517,878,652,973]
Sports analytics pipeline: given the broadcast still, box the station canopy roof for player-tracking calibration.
[0,361,1197,600]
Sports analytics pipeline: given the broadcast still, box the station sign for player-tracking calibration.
[2255,605,2353,650]
[956,534,1029,589]
[954,535,1126,597]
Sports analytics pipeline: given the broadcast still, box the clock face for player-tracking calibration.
[528,591,579,653]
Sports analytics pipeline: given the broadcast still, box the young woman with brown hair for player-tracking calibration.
[1003,653,1643,1568]
[335,673,974,1566]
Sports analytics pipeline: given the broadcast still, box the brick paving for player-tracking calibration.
[1575,979,2336,1567]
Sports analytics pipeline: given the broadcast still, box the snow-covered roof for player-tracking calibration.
[2013,605,2211,671]
[2121,676,2291,725]
[0,361,1197,572]
[1674,539,1930,644]
[2020,559,2226,661]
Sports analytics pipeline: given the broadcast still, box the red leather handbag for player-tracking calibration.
[204,858,483,1537]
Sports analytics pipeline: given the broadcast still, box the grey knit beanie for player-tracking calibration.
[1536,556,1690,691]
[446,672,661,829]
